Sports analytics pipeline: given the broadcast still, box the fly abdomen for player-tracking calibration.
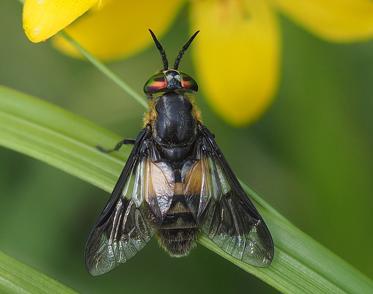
[157,193,199,256]
[159,194,197,229]
[157,228,198,257]
[161,211,197,229]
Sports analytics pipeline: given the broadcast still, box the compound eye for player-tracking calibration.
[181,73,198,92]
[143,73,167,95]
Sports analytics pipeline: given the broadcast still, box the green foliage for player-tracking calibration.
[0,250,76,293]
[0,85,372,293]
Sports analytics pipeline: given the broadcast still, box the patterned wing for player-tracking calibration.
[85,128,154,276]
[183,125,274,267]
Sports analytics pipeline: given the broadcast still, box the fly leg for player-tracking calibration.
[96,139,135,154]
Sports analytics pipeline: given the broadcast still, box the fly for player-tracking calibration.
[85,30,274,276]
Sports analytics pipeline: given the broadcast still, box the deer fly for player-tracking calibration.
[85,30,274,276]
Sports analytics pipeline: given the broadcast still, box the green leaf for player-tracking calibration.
[0,251,76,294]
[0,85,372,293]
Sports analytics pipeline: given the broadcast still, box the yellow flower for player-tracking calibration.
[23,0,373,126]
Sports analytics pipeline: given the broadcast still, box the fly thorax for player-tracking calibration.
[153,92,197,161]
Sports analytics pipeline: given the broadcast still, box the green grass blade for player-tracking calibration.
[0,251,77,294]
[16,0,147,109]
[0,85,372,293]
[60,32,148,109]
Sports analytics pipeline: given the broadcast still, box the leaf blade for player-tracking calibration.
[0,85,372,293]
[0,251,77,294]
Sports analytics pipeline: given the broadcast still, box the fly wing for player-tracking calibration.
[194,125,274,267]
[85,128,154,276]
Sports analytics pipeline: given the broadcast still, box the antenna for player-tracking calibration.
[149,29,169,70]
[174,31,200,70]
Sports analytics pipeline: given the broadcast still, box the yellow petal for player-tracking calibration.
[190,0,279,126]
[23,0,98,43]
[273,0,373,42]
[53,0,183,60]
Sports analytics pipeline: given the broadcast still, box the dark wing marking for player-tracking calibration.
[85,127,154,276]
[195,124,274,267]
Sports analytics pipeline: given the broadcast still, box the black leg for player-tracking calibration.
[96,139,135,154]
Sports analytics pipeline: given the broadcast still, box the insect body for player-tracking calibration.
[85,30,274,276]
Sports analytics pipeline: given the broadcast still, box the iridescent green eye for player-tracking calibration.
[143,72,167,95]
[181,73,198,92]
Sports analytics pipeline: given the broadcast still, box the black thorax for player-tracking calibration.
[153,91,197,161]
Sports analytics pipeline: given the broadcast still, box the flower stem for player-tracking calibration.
[16,0,147,109]
[60,32,148,109]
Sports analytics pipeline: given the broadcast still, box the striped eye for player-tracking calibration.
[144,71,198,96]
[144,73,167,95]
[181,73,198,92]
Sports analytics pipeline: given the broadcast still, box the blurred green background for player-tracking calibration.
[1,1,373,293]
